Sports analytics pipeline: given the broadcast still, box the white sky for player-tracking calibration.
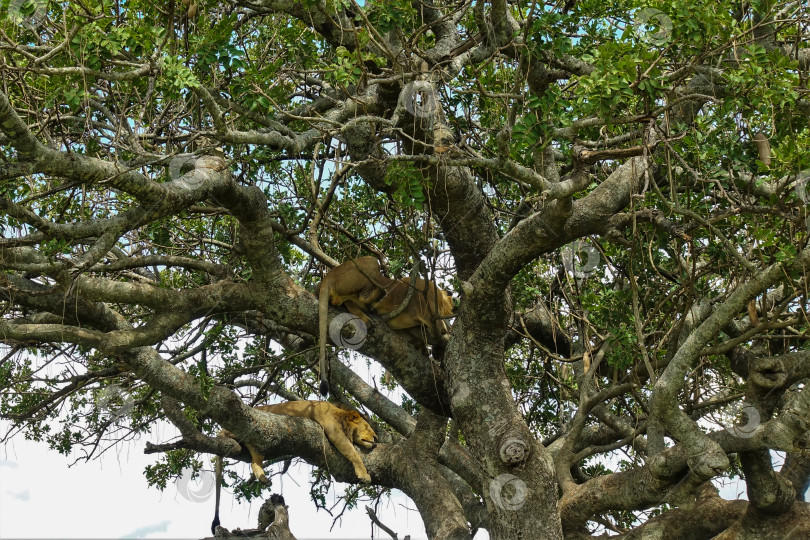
[0,349,789,539]
[0,349,435,539]
[0,412,761,540]
[0,425,430,539]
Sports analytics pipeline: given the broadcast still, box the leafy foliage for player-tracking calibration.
[0,0,808,537]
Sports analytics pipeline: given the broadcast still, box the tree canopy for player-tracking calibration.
[1,0,809,538]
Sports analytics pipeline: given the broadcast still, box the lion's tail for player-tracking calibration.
[318,282,330,396]
[211,455,222,535]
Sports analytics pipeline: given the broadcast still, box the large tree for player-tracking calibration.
[1,0,809,538]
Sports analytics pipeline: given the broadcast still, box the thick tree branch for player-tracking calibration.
[650,248,810,480]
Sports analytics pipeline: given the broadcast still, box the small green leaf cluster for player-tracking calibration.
[388,162,426,208]
[364,0,417,34]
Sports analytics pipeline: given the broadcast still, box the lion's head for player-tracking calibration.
[340,410,377,449]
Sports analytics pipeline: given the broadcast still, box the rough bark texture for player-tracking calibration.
[0,2,809,539]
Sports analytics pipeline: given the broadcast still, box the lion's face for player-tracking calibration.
[344,410,377,449]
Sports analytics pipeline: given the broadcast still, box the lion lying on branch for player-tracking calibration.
[316,256,454,395]
[211,400,377,534]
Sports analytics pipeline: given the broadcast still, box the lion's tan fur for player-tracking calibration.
[255,401,377,484]
[315,258,455,392]
[218,400,377,484]
[315,256,393,395]
[212,400,377,533]
[374,276,454,346]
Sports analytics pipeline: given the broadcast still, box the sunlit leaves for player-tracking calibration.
[365,0,417,34]
[387,162,426,208]
[160,56,200,97]
[0,0,808,533]
[331,45,365,85]
[529,9,576,57]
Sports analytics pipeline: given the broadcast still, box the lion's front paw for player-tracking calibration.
[357,471,371,483]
